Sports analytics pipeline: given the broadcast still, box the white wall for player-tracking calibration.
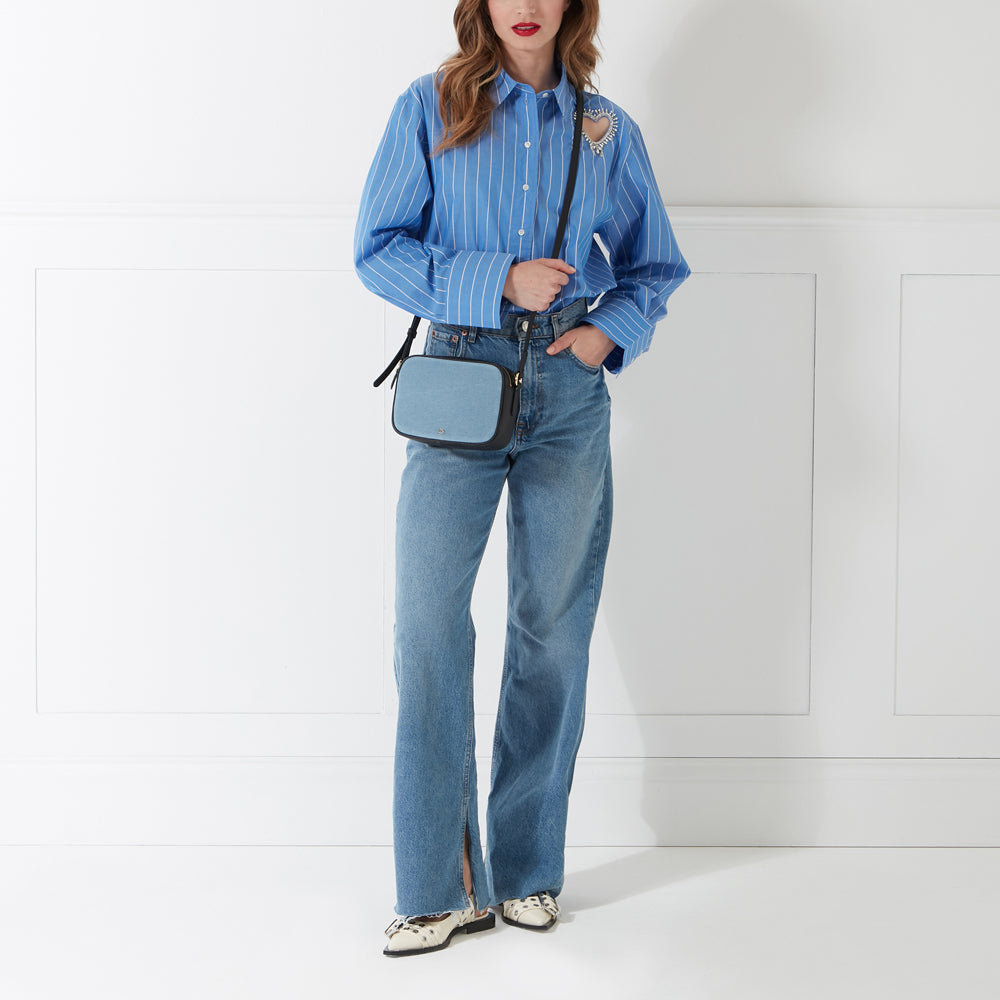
[2,1,999,846]
[602,0,1000,208]
[3,0,1000,209]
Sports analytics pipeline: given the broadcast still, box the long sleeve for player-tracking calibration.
[354,88,516,328]
[585,118,690,374]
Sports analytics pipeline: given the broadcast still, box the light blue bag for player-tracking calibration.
[391,353,520,449]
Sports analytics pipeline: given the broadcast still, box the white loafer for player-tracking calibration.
[500,892,560,931]
[383,903,495,957]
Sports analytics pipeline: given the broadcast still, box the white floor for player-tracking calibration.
[1,845,998,1000]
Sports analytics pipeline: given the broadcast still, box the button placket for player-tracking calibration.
[515,90,540,258]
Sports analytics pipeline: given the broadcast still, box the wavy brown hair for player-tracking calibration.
[433,0,601,154]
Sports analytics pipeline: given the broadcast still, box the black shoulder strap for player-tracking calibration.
[373,314,420,389]
[513,84,584,385]
[374,85,585,390]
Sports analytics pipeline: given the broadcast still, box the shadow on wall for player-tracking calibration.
[643,0,831,206]
[582,0,831,866]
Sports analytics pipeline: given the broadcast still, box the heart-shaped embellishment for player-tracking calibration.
[582,114,611,144]
[581,107,619,156]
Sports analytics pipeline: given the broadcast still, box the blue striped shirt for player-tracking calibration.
[354,64,689,373]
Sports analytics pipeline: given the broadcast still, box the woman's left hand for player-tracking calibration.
[546,323,615,369]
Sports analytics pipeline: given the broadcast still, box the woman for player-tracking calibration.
[355,0,689,957]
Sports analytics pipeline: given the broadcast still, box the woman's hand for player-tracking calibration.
[502,258,576,312]
[546,323,615,368]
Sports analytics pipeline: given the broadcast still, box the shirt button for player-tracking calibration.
[524,140,531,148]
[541,92,549,97]
[522,183,529,191]
[518,229,525,236]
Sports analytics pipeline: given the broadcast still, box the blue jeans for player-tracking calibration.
[391,297,613,916]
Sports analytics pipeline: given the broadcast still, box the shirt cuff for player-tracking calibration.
[445,251,516,328]
[585,297,654,374]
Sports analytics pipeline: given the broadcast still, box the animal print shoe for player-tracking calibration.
[500,892,560,931]
[383,903,495,957]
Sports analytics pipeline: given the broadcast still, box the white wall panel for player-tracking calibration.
[35,267,384,713]
[896,275,1000,716]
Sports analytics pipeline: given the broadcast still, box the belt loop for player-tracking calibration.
[553,308,566,338]
[465,328,478,344]
[554,298,580,336]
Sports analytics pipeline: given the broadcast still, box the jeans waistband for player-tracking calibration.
[431,298,588,343]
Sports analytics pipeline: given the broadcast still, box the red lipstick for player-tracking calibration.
[513,23,541,37]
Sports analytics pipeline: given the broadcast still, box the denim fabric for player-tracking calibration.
[392,355,508,445]
[391,298,613,916]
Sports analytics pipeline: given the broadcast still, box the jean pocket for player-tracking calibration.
[567,345,603,374]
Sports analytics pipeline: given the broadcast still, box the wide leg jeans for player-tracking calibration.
[391,298,613,916]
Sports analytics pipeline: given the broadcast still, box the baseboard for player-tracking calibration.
[1,757,997,846]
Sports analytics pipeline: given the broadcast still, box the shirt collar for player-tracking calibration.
[492,62,575,118]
